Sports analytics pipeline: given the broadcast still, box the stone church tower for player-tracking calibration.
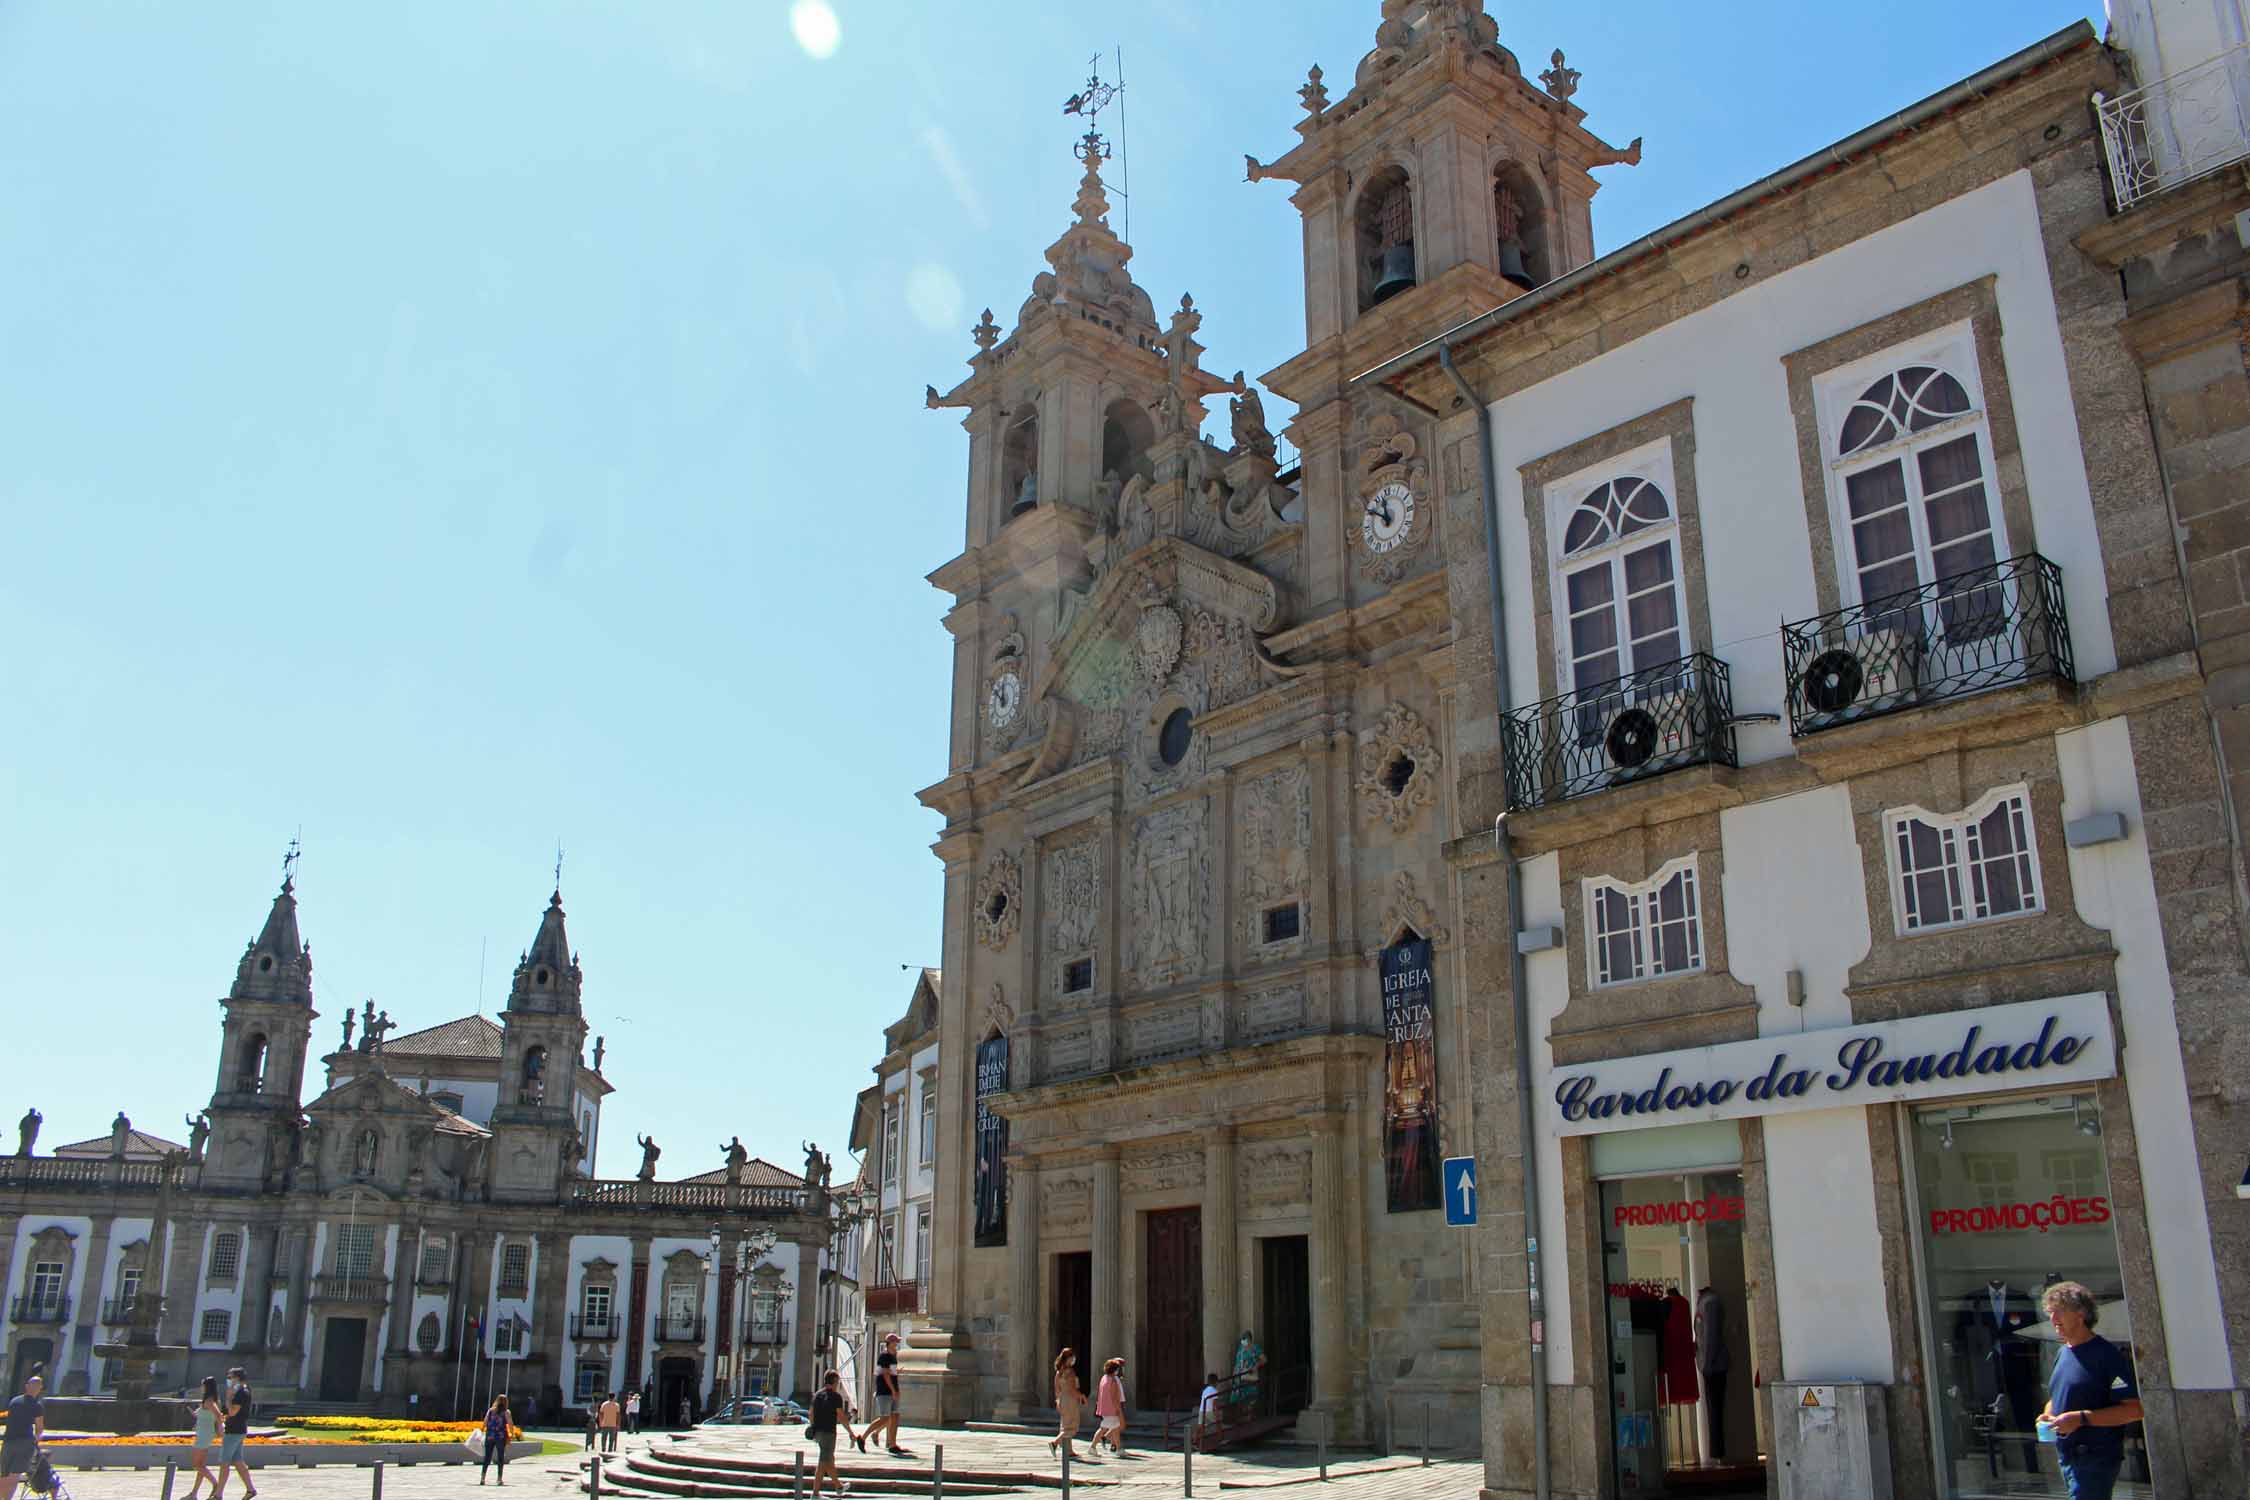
[913,0,1635,1443]
[487,890,592,1200]
[202,874,319,1191]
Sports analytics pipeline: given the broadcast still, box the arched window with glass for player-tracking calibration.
[1830,351,2005,639]
[1556,469,1688,698]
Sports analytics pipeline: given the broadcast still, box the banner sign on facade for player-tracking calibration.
[1551,992,2116,1136]
[973,1034,1009,1247]
[1382,934,1441,1213]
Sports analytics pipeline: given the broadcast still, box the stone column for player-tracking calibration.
[1309,1115,1350,1414]
[1090,1149,1122,1376]
[789,1231,820,1398]
[1003,1156,1042,1417]
[1202,1129,1239,1381]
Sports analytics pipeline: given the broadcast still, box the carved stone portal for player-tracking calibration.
[1042,838,1102,1002]
[1356,703,1441,833]
[1239,762,1312,949]
[974,851,1022,951]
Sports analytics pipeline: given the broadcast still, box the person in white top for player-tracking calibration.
[626,1391,641,1435]
[1196,1372,1221,1446]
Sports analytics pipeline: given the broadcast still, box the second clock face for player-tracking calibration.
[986,670,1023,729]
[1362,480,1415,554]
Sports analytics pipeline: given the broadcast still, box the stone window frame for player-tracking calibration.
[917,1071,938,1167]
[1782,277,2035,617]
[197,1307,232,1347]
[1882,782,2046,937]
[207,1229,242,1285]
[416,1234,450,1286]
[497,1240,531,1298]
[1583,854,1706,989]
[1518,400,1714,708]
[1840,740,2112,1023]
[574,1361,605,1404]
[1551,814,1758,1066]
[331,1221,378,1278]
[23,1245,69,1309]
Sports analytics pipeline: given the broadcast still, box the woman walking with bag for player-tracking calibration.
[478,1394,512,1485]
[1047,1350,1084,1460]
[186,1377,225,1499]
[1092,1359,1127,1456]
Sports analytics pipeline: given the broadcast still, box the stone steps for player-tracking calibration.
[582,1449,1104,1498]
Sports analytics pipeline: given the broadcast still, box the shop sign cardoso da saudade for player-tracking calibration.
[1550,993,2115,1136]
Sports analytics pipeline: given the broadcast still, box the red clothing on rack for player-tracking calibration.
[1658,1292,1700,1405]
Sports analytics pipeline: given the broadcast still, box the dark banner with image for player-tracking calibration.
[1382,934,1441,1213]
[973,1034,1009,1246]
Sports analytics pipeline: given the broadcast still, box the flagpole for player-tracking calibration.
[453,1307,467,1419]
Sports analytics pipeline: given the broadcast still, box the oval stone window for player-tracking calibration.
[1158,707,1194,767]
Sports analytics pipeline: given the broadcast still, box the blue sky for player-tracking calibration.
[0,0,2093,1175]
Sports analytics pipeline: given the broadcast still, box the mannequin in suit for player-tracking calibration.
[1695,1286,1731,1459]
[1955,1280,2041,1470]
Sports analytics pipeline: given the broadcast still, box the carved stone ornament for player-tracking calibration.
[1356,703,1442,833]
[984,982,1014,1037]
[1042,838,1102,1003]
[1122,1147,1204,1195]
[1380,870,1452,949]
[974,851,1022,950]
[1242,1144,1312,1205]
[1042,1174,1091,1228]
[1135,603,1185,690]
[1356,413,1435,585]
[1129,799,1212,985]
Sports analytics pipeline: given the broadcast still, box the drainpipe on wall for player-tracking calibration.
[1435,340,1549,1500]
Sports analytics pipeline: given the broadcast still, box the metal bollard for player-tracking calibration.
[1182,1422,1193,1498]
[1422,1401,1430,1467]
[1318,1409,1329,1481]
[160,1460,178,1500]
[793,1450,804,1500]
[933,1443,944,1500]
[373,1460,385,1500]
[1060,1437,1071,1500]
[591,1454,603,1500]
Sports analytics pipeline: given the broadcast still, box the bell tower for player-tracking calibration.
[488,887,590,1200]
[1249,0,1641,616]
[202,864,319,1191]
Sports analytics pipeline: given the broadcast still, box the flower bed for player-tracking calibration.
[49,1435,291,1448]
[277,1416,523,1444]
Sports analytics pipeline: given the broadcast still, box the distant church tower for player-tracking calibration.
[202,871,319,1191]
[487,889,591,1200]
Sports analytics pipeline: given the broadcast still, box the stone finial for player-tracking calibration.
[971,308,1000,351]
[1163,294,1203,379]
[1299,64,1328,115]
[1540,49,1580,102]
[1070,129,1113,227]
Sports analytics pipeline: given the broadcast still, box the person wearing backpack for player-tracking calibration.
[0,1369,43,1500]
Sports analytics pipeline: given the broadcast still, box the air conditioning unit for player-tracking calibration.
[1799,628,1921,728]
[1604,692,1694,781]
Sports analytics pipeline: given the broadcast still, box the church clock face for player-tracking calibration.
[985,670,1023,730]
[1362,480,1415,554]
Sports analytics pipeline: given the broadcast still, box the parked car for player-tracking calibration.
[697,1399,768,1426]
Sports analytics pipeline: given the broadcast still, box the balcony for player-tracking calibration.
[1502,653,1738,810]
[101,1295,153,1325]
[569,1313,617,1341]
[1783,553,2072,738]
[2097,43,2250,210]
[863,1280,924,1317]
[656,1314,706,1343]
[10,1296,68,1325]
[309,1274,389,1303]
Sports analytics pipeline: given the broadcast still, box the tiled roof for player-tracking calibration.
[54,1128,187,1161]
[379,1014,504,1061]
[678,1156,807,1188]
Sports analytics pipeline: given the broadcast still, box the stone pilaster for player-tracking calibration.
[1202,1129,1238,1381]
[1090,1149,1122,1376]
[1308,1114,1351,1420]
[1001,1156,1042,1417]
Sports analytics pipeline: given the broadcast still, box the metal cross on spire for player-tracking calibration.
[281,835,302,890]
[1061,49,1130,239]
[553,839,565,896]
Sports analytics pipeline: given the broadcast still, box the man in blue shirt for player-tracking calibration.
[2038,1281,2142,1500]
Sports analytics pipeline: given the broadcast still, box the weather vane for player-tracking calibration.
[554,839,565,894]
[282,835,302,888]
[1062,53,1121,123]
[1061,50,1130,234]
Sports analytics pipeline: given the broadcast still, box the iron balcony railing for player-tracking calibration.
[309,1274,389,1303]
[1782,552,2072,737]
[657,1313,706,1343]
[569,1313,617,1340]
[863,1280,921,1317]
[11,1295,68,1324]
[2097,42,2250,210]
[1502,653,1738,810]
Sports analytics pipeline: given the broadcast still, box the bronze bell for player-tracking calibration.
[1499,236,1538,291]
[1370,242,1417,304]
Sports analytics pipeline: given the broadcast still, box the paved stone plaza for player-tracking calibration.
[50,1425,1479,1500]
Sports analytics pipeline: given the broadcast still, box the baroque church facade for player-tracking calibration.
[0,876,832,1422]
[909,0,1633,1450]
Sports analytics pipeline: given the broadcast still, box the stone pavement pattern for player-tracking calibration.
[45,1425,1482,1500]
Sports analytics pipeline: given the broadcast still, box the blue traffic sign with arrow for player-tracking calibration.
[1443,1156,1477,1226]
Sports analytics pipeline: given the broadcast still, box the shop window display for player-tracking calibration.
[1910,1093,2147,1497]
[1600,1172,1765,1497]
